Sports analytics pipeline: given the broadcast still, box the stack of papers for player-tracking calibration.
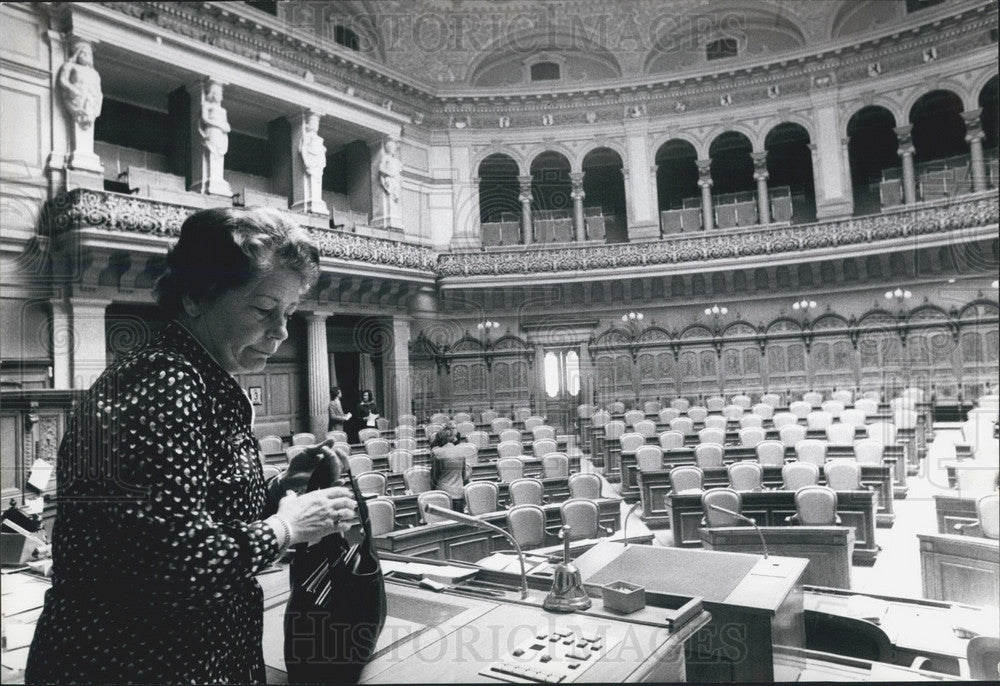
[381,560,479,584]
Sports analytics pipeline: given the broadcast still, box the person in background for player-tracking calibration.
[358,389,379,429]
[327,386,350,433]
[25,207,358,685]
[430,424,472,512]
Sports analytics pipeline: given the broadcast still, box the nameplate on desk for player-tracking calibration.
[750,558,799,579]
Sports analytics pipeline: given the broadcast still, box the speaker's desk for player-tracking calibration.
[571,541,807,683]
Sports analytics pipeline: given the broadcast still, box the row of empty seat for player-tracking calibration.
[670,461,873,497]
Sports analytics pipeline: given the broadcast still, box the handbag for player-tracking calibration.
[283,454,388,684]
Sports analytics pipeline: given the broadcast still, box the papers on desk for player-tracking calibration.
[1,573,48,617]
[1,647,30,672]
[26,459,53,492]
[381,559,478,585]
[475,552,549,575]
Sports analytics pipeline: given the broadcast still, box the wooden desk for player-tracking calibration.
[701,526,855,589]
[934,494,979,534]
[919,533,1000,608]
[572,540,807,683]
[366,456,581,498]
[663,490,880,564]
[774,645,962,682]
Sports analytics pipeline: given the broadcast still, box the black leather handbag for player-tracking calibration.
[284,455,388,684]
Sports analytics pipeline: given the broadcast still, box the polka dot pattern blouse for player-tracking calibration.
[26,321,282,685]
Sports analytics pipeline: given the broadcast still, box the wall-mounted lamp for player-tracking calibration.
[791,299,817,311]
[704,305,729,316]
[884,287,912,303]
[621,311,644,323]
[477,320,500,331]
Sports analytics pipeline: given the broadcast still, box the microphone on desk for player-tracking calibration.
[621,500,643,546]
[421,503,529,599]
[707,504,770,559]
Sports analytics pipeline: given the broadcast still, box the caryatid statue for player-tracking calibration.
[192,79,231,195]
[58,38,103,171]
[372,136,403,229]
[295,111,329,215]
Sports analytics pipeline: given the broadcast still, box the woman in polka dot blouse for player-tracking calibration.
[25,207,358,685]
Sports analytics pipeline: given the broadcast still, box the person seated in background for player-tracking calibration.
[430,424,472,512]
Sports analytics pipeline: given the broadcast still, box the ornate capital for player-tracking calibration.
[750,151,768,177]
[696,158,713,179]
[962,109,984,142]
[893,124,913,149]
[569,172,585,189]
[517,175,533,193]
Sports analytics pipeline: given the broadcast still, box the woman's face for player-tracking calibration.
[183,269,303,374]
[362,391,372,402]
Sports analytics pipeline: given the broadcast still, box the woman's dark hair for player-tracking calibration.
[361,390,373,402]
[330,387,341,400]
[156,206,320,317]
[430,426,458,448]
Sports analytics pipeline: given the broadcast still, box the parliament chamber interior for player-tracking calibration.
[1,0,998,682]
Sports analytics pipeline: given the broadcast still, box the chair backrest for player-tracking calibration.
[824,459,862,491]
[491,417,514,433]
[722,404,744,421]
[804,610,893,664]
[704,415,728,430]
[259,435,283,454]
[387,449,414,473]
[368,498,396,536]
[802,391,823,407]
[901,386,926,404]
[498,428,522,444]
[658,407,680,424]
[643,400,662,414]
[513,407,533,422]
[430,412,450,425]
[752,402,775,419]
[509,478,544,506]
[398,414,417,426]
[395,437,418,452]
[821,400,845,419]
[978,494,1000,539]
[853,438,884,465]
[591,409,611,427]
[423,423,444,441]
[376,417,390,431]
[806,410,833,430]
[659,430,686,450]
[839,408,866,429]
[577,404,596,419]
[772,412,798,429]
[756,440,786,467]
[349,455,374,475]
[670,398,691,412]
[365,438,391,457]
[831,389,854,405]
[524,416,544,431]
[825,422,856,446]
[332,442,352,456]
[687,406,708,422]
[604,420,627,440]
[739,426,767,448]
[890,397,917,413]
[262,464,282,480]
[779,423,807,447]
[892,408,918,430]
[782,461,820,490]
[793,485,839,525]
[669,417,694,435]
[497,440,523,458]
[624,409,645,427]
[532,438,558,457]
[560,498,601,541]
[417,490,454,523]
[481,409,499,424]
[967,636,1000,680]
[541,453,570,479]
[532,425,556,441]
[393,425,415,441]
[358,428,381,443]
[507,504,546,548]
[608,401,626,414]
[760,393,781,407]
[701,488,744,527]
[464,481,499,515]
[466,430,490,449]
[670,466,704,494]
[454,443,479,464]
[455,421,476,436]
[324,430,349,444]
[636,445,664,472]
[292,432,317,446]
[706,396,726,412]
[854,398,879,416]
[452,412,472,424]
[731,394,753,410]
[789,400,812,419]
[568,472,603,499]
[794,438,828,466]
[866,421,897,445]
[634,419,657,438]
[619,432,646,453]
[356,471,388,497]
[496,457,525,482]
[403,466,433,494]
[728,461,763,492]
[694,443,724,469]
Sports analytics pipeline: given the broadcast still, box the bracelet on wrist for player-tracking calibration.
[268,515,293,553]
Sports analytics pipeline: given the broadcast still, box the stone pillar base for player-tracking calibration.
[67,152,103,174]
[627,222,661,242]
[291,200,330,217]
[65,168,104,191]
[450,234,480,250]
[190,178,232,197]
[815,199,853,219]
[370,215,402,231]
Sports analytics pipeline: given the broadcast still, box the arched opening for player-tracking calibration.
[909,89,969,201]
[764,122,816,224]
[655,139,699,234]
[529,151,572,243]
[323,140,373,230]
[582,147,627,243]
[847,106,898,215]
[709,132,754,229]
[478,153,521,246]
[979,76,999,180]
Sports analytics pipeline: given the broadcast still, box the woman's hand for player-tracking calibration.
[276,487,358,545]
[280,438,351,494]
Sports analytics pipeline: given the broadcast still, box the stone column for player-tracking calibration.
[67,297,111,389]
[49,299,71,389]
[518,175,534,244]
[570,172,586,242]
[188,78,232,196]
[696,158,714,231]
[57,37,103,176]
[962,109,988,193]
[372,135,403,230]
[305,313,332,438]
[383,317,412,425]
[894,125,917,204]
[751,151,771,225]
[291,110,329,215]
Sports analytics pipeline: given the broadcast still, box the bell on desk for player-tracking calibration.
[543,525,592,613]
